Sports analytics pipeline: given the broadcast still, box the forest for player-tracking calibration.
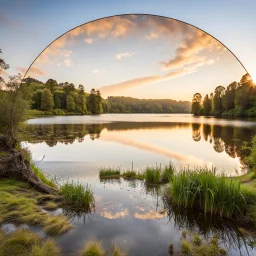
[191,73,256,117]
[22,77,191,115]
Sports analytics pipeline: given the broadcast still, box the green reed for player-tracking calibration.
[168,167,255,218]
[99,167,121,177]
[60,181,94,210]
[144,166,161,184]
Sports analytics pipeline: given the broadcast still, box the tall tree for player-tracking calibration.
[45,79,58,93]
[191,93,202,115]
[41,88,54,111]
[213,86,225,115]
[66,95,75,111]
[203,94,212,115]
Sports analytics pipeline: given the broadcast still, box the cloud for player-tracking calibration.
[93,69,99,74]
[98,69,193,95]
[64,59,72,66]
[116,52,136,60]
[17,66,45,76]
[84,38,93,44]
[63,50,72,57]
[101,209,129,219]
[161,30,224,71]
[145,32,159,40]
[134,210,165,220]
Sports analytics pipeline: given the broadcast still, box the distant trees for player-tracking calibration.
[41,88,54,111]
[87,89,103,114]
[66,95,75,111]
[191,73,256,117]
[0,49,9,87]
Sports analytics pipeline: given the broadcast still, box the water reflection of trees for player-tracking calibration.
[191,123,256,166]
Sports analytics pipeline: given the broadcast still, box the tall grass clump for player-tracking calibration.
[99,167,121,178]
[168,167,255,218]
[60,181,95,210]
[161,162,175,183]
[144,166,161,184]
[122,170,144,179]
[80,240,104,256]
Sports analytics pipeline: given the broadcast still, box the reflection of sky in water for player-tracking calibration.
[23,114,256,176]
[19,114,256,255]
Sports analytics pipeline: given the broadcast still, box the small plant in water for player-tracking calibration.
[99,167,121,178]
[81,240,104,256]
[60,181,95,210]
[144,166,161,184]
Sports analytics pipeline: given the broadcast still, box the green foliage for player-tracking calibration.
[0,74,30,138]
[81,240,104,256]
[167,168,255,218]
[99,167,121,178]
[144,166,161,184]
[192,73,256,117]
[41,88,54,111]
[66,94,75,111]
[161,162,175,183]
[60,181,95,210]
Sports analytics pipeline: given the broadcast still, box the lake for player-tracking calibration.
[21,114,256,255]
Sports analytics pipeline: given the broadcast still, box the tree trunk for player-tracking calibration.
[0,135,56,194]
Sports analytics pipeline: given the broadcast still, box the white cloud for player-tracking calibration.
[116,52,136,60]
[145,32,159,40]
[84,38,93,44]
[93,69,99,74]
[64,59,72,66]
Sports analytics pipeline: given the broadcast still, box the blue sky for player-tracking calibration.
[0,0,255,100]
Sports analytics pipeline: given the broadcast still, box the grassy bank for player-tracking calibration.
[0,179,71,236]
[164,167,256,225]
[0,229,60,256]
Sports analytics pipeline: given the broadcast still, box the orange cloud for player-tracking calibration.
[84,38,93,44]
[134,210,165,220]
[145,32,159,40]
[101,209,129,219]
[17,66,45,76]
[99,69,191,95]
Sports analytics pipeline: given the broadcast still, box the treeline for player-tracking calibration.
[191,73,256,117]
[22,78,191,115]
[102,96,191,113]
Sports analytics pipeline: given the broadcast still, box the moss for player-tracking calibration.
[193,234,201,246]
[43,215,72,236]
[182,230,187,238]
[30,239,61,256]
[0,179,71,236]
[0,230,40,256]
[0,151,7,157]
[43,201,59,211]
[80,240,104,256]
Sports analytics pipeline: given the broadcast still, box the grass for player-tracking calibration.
[0,179,71,236]
[99,167,121,178]
[0,229,60,256]
[112,245,126,256]
[144,166,161,184]
[30,239,61,256]
[30,162,57,188]
[122,170,144,179]
[60,181,95,210]
[43,201,59,210]
[80,240,104,256]
[180,231,227,256]
[161,162,175,183]
[43,215,72,235]
[166,167,256,218]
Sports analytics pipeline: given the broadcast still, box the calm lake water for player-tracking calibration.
[21,114,256,255]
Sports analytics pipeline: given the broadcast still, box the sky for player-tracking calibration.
[0,0,255,100]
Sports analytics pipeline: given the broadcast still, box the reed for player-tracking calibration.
[99,167,121,178]
[60,181,95,210]
[161,162,175,183]
[168,167,255,218]
[144,166,161,184]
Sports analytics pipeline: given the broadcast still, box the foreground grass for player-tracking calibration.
[60,181,95,211]
[81,240,104,256]
[0,229,60,256]
[179,231,226,256]
[0,179,71,236]
[165,167,256,219]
